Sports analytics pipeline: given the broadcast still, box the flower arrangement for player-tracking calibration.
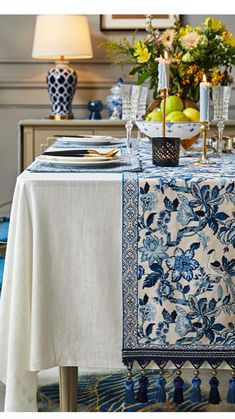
[103,16,235,102]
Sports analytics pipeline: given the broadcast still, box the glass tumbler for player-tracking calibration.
[212,85,231,156]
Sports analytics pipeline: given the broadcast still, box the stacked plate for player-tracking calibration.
[36,154,122,167]
[37,135,124,167]
[55,134,125,146]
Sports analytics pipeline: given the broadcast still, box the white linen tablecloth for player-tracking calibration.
[0,171,123,411]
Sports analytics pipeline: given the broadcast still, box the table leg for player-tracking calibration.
[59,366,78,412]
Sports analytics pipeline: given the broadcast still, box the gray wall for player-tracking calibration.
[0,14,235,214]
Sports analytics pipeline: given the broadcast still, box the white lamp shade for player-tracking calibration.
[32,15,93,60]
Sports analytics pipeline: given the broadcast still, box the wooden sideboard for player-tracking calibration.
[18,119,235,172]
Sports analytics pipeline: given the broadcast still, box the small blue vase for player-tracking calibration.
[88,100,104,120]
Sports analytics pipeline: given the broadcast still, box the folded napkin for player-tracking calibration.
[44,149,92,156]
[43,148,119,157]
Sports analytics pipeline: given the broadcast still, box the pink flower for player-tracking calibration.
[180,31,200,50]
[145,34,155,43]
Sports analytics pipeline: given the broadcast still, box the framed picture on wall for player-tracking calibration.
[100,15,177,31]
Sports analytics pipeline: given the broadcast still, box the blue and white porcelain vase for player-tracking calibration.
[106,78,123,119]
[47,63,77,119]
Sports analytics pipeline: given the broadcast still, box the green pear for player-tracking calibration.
[183,108,200,122]
[146,109,162,122]
[166,111,190,122]
[161,95,184,115]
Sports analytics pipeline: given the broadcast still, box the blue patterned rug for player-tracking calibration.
[37,369,235,412]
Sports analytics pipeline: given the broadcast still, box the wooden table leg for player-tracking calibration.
[59,366,78,412]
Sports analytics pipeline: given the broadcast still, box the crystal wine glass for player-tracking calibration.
[121,84,141,155]
[136,85,149,146]
[211,85,231,156]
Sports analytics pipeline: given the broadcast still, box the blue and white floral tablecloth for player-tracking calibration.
[122,153,235,369]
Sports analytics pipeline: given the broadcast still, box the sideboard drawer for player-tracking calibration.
[33,128,94,157]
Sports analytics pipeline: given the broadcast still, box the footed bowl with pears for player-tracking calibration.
[136,120,201,141]
[140,95,201,149]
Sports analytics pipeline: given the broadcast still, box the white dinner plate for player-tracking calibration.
[36,155,122,166]
[56,135,124,145]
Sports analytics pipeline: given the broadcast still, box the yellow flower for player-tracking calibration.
[179,24,192,37]
[194,69,204,84]
[134,40,151,63]
[210,69,225,86]
[187,64,197,75]
[204,18,225,32]
[211,68,220,77]
[194,26,202,34]
[226,36,235,47]
[222,31,232,42]
[182,78,190,85]
[221,30,235,47]
[129,66,135,79]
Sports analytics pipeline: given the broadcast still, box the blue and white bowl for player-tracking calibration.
[136,121,201,140]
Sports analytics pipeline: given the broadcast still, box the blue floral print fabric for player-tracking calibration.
[122,154,235,369]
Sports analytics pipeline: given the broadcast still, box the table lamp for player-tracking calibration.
[32,15,93,120]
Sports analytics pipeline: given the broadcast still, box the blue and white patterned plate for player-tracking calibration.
[136,121,201,140]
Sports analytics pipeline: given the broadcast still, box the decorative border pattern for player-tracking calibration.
[122,172,139,349]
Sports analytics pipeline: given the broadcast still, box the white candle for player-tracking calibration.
[200,74,211,121]
[157,51,170,91]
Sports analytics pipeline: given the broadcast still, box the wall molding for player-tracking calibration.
[0,103,91,109]
[0,59,112,65]
[0,80,116,89]
[1,103,234,111]
[0,80,234,90]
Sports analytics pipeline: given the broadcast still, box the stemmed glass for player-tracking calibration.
[121,84,141,155]
[211,85,231,156]
[136,85,149,146]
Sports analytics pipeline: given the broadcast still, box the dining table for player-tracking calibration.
[0,136,235,412]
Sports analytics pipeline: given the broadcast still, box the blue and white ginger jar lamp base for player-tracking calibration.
[47,63,77,120]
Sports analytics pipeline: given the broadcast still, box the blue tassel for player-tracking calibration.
[136,370,148,403]
[208,371,221,404]
[124,372,135,405]
[227,372,235,404]
[155,372,166,403]
[190,371,202,404]
[173,370,184,405]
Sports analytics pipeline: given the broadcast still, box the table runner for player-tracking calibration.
[122,157,235,403]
